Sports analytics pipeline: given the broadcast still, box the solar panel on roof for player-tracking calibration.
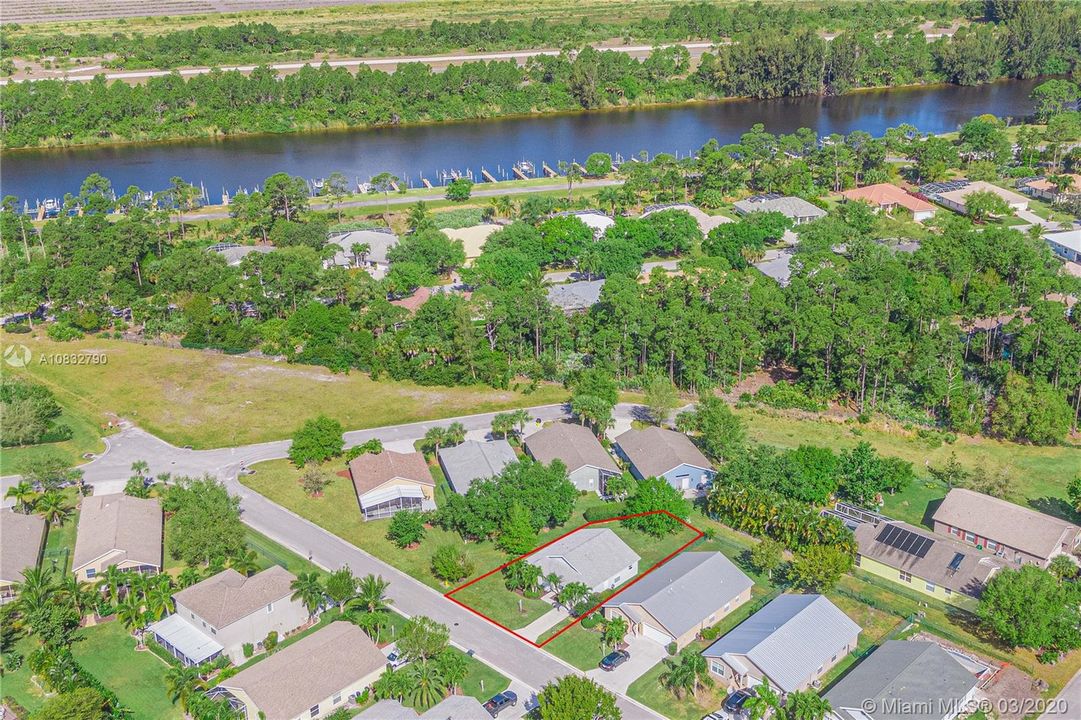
[875,524,934,558]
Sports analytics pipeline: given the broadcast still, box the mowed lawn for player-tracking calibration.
[3,335,567,451]
[0,403,106,476]
[73,621,183,719]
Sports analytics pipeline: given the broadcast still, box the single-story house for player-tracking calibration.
[444,224,501,263]
[825,640,981,720]
[603,552,753,649]
[72,494,162,582]
[209,243,275,267]
[1044,229,1081,263]
[523,422,620,494]
[149,566,308,666]
[358,696,489,720]
[437,439,517,495]
[702,594,860,694]
[0,509,47,603]
[527,528,640,593]
[326,229,399,278]
[640,203,733,234]
[547,279,605,314]
[840,183,936,222]
[614,426,714,493]
[208,621,384,720]
[732,195,826,224]
[552,210,614,237]
[348,450,435,521]
[934,181,1029,215]
[1020,174,1081,202]
[854,521,1006,610]
[931,488,1081,568]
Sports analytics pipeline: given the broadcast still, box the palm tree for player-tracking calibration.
[745,683,782,720]
[5,480,38,513]
[116,592,147,645]
[787,690,833,720]
[372,667,411,701]
[290,571,324,619]
[164,663,206,712]
[230,550,260,577]
[145,582,176,621]
[15,567,57,612]
[602,616,628,651]
[409,660,448,709]
[176,567,202,589]
[347,574,392,640]
[35,491,72,526]
[420,426,448,455]
[444,422,466,446]
[660,650,713,701]
[97,565,129,606]
[543,572,563,594]
[435,650,468,695]
[58,574,96,619]
[510,409,531,437]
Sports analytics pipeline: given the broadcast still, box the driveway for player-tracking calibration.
[586,635,669,694]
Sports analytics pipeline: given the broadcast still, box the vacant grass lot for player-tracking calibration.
[736,406,1081,526]
[0,402,106,475]
[73,622,183,719]
[3,335,567,451]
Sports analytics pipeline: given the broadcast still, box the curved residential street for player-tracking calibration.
[2,402,665,719]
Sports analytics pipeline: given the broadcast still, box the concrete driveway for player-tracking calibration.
[586,635,669,694]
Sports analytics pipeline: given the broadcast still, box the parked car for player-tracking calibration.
[599,649,630,671]
[483,691,518,717]
[722,689,756,717]
[384,649,408,670]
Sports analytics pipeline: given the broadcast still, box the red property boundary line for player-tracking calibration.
[444,510,704,648]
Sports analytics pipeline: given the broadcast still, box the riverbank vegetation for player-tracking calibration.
[2,2,1078,149]
[2,104,1080,449]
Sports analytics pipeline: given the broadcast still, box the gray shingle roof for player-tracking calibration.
[419,695,490,720]
[357,700,420,720]
[854,521,1005,597]
[173,566,296,629]
[527,528,640,590]
[603,552,752,638]
[437,440,517,495]
[702,594,860,693]
[0,509,46,584]
[524,422,619,474]
[215,621,384,720]
[72,494,162,572]
[825,641,980,720]
[932,488,1080,561]
[547,279,605,312]
[328,229,399,266]
[615,426,712,478]
[733,196,826,221]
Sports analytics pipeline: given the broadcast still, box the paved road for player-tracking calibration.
[2,402,664,718]
[1038,668,1081,720]
[183,178,623,222]
[545,260,679,284]
[1,42,715,85]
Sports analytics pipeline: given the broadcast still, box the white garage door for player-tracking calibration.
[642,624,673,646]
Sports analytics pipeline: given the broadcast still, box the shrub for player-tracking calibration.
[263,631,279,654]
[3,323,30,334]
[700,625,721,641]
[242,643,254,659]
[580,612,602,629]
[46,322,84,341]
[387,510,426,548]
[752,382,825,412]
[666,641,678,656]
[583,504,626,522]
[289,415,344,466]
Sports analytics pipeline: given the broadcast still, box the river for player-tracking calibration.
[0,78,1041,205]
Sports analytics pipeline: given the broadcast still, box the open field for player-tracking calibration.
[735,406,1081,526]
[1,334,567,453]
[0,403,107,476]
[2,0,675,38]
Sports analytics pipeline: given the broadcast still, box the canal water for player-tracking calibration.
[0,78,1042,204]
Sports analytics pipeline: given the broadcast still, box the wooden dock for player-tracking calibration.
[421,178,433,189]
[542,162,558,177]
[389,180,400,192]
[481,168,497,183]
[512,165,529,180]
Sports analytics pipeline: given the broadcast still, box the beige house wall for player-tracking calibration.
[73,551,160,583]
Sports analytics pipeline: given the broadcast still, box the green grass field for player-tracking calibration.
[1,404,107,475]
[74,622,183,719]
[2,335,567,453]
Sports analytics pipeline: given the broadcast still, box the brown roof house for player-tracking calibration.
[932,488,1081,568]
[840,183,936,222]
[208,621,385,720]
[854,521,1006,610]
[524,422,620,494]
[0,509,47,603]
[349,450,435,521]
[614,426,714,494]
[148,566,309,666]
[72,494,162,582]
[603,552,753,649]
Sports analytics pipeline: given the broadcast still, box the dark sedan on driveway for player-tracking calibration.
[599,649,631,671]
